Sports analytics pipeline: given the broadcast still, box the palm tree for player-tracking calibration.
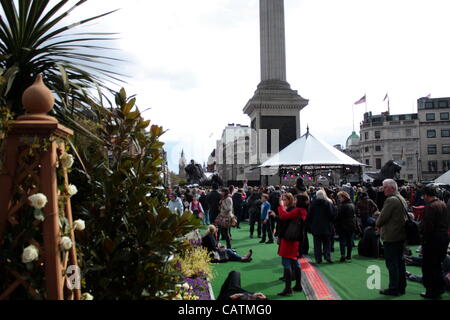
[0,0,122,128]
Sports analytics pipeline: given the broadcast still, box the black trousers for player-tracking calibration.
[384,241,407,292]
[313,234,331,262]
[219,226,232,249]
[338,230,354,259]
[269,215,276,236]
[261,219,273,241]
[422,236,448,294]
[217,271,246,300]
[249,209,261,237]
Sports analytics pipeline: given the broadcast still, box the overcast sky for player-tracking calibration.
[68,0,450,173]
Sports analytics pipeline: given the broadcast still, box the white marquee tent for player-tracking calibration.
[434,170,450,185]
[259,130,366,169]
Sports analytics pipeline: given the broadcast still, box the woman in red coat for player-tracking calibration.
[276,193,309,296]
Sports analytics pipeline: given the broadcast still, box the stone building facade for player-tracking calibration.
[359,112,420,182]
[417,97,450,181]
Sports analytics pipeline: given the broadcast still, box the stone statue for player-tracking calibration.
[379,160,402,180]
[370,160,402,187]
[185,160,205,185]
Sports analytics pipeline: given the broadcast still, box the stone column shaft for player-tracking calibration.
[260,0,287,82]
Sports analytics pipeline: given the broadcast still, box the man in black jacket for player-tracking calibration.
[206,184,222,227]
[420,185,449,299]
[247,188,262,239]
[269,186,282,235]
[232,189,244,229]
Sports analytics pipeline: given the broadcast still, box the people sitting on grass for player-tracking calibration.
[201,225,253,263]
[406,254,450,293]
[217,271,267,300]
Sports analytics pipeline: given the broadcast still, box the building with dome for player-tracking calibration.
[344,131,361,163]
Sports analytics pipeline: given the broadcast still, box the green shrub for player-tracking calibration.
[71,89,202,300]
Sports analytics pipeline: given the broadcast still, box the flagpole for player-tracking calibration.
[352,104,355,132]
[365,94,368,114]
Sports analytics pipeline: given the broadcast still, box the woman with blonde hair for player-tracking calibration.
[336,191,357,262]
[201,225,253,263]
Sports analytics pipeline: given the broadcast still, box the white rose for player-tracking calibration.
[22,245,39,264]
[33,209,45,222]
[60,237,73,251]
[67,185,78,197]
[60,153,74,169]
[74,219,85,231]
[81,293,94,300]
[28,193,48,210]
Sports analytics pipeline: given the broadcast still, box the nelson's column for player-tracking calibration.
[244,0,309,185]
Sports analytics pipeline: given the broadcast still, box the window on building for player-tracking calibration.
[375,146,381,152]
[405,129,412,136]
[441,112,450,121]
[438,100,449,108]
[365,132,369,140]
[442,129,450,138]
[428,144,437,155]
[376,158,382,170]
[443,145,450,154]
[365,147,369,153]
[365,159,370,166]
[426,113,436,121]
[407,157,414,169]
[408,174,414,181]
[443,160,450,172]
[428,161,438,173]
[375,131,381,139]
[427,130,437,138]
[425,102,434,109]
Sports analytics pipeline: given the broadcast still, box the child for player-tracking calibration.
[260,194,274,244]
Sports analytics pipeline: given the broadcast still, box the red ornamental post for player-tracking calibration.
[0,75,79,300]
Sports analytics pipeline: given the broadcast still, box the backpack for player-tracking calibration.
[358,227,382,258]
[284,218,304,242]
[395,196,421,246]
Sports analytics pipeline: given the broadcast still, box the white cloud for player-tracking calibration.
[67,0,450,172]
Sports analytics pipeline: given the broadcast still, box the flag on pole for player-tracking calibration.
[354,95,366,105]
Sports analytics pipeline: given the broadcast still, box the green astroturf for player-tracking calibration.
[210,222,307,301]
[211,222,450,300]
[306,234,450,300]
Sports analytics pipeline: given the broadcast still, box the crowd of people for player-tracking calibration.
[166,178,450,299]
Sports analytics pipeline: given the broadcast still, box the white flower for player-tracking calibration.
[33,209,45,222]
[182,283,190,290]
[73,219,85,231]
[81,293,94,300]
[60,153,74,169]
[22,245,39,264]
[67,185,78,197]
[28,193,48,210]
[60,237,73,250]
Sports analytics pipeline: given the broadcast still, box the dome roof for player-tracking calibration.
[346,131,360,149]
